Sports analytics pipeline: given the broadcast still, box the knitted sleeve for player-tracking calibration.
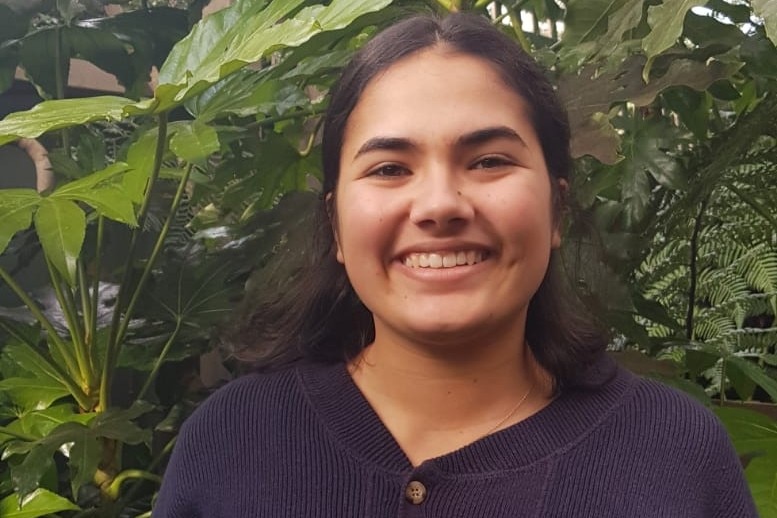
[152,411,207,518]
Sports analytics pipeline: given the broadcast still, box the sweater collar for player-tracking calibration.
[298,354,636,475]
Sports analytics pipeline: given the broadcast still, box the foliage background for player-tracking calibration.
[0,0,775,516]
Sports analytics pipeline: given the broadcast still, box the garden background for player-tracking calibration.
[0,0,775,516]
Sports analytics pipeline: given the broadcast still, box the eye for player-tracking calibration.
[471,156,515,169]
[367,163,410,178]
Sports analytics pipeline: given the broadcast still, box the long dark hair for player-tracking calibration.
[229,12,608,391]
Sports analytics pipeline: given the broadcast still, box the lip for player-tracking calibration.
[391,240,495,283]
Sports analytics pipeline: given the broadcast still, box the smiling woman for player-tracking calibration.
[153,12,757,518]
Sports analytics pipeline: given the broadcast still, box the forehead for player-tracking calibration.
[341,48,538,154]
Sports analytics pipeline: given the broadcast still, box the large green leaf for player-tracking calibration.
[753,0,777,48]
[0,189,40,255]
[726,356,777,403]
[33,198,86,286]
[0,378,69,413]
[0,343,61,386]
[0,96,152,146]
[156,0,273,85]
[19,27,71,100]
[88,402,153,446]
[562,0,630,46]
[82,7,189,68]
[169,120,220,163]
[51,162,138,225]
[68,433,99,498]
[642,0,706,80]
[123,128,163,202]
[559,55,739,161]
[6,405,94,439]
[716,407,777,517]
[6,421,89,499]
[67,25,146,96]
[154,0,393,110]
[0,488,79,518]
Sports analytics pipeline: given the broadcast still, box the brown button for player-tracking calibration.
[405,480,427,505]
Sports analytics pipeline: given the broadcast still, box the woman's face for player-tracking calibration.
[333,47,561,351]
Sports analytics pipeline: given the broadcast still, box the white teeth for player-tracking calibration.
[403,251,486,269]
[442,253,457,267]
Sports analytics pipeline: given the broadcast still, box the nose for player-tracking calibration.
[409,170,474,231]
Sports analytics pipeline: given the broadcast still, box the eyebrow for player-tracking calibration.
[352,125,527,160]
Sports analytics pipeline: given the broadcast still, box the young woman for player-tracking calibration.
[154,13,756,517]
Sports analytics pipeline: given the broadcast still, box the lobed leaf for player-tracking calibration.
[726,356,777,403]
[716,407,777,516]
[753,0,777,48]
[0,488,79,518]
[68,434,100,499]
[642,0,706,80]
[0,189,40,255]
[0,96,153,147]
[33,198,86,287]
[0,378,70,414]
[51,162,138,225]
[169,120,220,163]
[7,405,94,439]
[155,0,392,109]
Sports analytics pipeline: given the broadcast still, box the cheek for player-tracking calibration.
[334,190,396,263]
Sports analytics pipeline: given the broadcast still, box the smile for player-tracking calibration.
[402,251,488,269]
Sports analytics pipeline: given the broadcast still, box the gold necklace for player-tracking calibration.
[480,380,536,438]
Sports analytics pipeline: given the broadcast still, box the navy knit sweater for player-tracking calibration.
[154,357,756,517]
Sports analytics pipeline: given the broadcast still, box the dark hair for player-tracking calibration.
[230,12,608,391]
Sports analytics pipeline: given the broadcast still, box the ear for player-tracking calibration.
[551,178,568,249]
[326,192,345,264]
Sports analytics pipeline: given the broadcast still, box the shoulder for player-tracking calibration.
[597,369,732,454]
[178,365,304,442]
[605,370,747,488]
[629,375,729,444]
[153,366,313,516]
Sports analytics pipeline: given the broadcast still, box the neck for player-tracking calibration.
[348,332,553,465]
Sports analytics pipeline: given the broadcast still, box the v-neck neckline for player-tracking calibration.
[297,354,634,475]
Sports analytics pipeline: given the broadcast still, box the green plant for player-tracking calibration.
[0,0,395,515]
[2,0,777,515]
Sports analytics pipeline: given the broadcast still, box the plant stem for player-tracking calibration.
[0,266,82,385]
[105,469,162,501]
[686,193,711,341]
[115,162,194,350]
[45,257,93,390]
[506,8,532,53]
[89,216,105,375]
[100,114,168,412]
[0,320,92,409]
[300,118,324,157]
[136,318,183,402]
[112,436,177,517]
[54,26,69,151]
[78,260,92,345]
[246,107,326,130]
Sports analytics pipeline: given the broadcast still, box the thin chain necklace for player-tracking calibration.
[479,380,536,438]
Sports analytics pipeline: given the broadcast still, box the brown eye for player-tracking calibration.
[472,156,513,169]
[368,164,410,177]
